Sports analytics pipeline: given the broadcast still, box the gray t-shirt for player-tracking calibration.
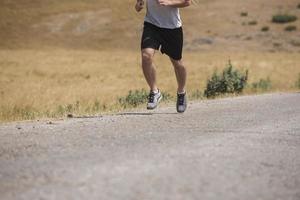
[144,0,182,29]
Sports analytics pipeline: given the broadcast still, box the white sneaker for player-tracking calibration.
[147,90,162,110]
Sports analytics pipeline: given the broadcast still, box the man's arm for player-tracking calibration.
[157,0,192,8]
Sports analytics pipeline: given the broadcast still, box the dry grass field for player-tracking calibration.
[1,50,299,122]
[0,0,300,121]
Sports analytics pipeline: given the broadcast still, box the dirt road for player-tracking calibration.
[0,93,300,200]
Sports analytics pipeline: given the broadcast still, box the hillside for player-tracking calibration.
[0,0,299,52]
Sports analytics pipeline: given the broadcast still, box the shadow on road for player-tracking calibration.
[67,112,179,119]
[69,115,103,119]
[116,112,178,116]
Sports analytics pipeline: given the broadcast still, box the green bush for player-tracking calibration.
[240,12,248,17]
[285,25,297,31]
[272,14,297,23]
[248,20,257,25]
[252,77,272,91]
[204,61,248,98]
[296,74,300,89]
[118,89,173,108]
[261,26,270,32]
[118,89,148,108]
[291,40,300,47]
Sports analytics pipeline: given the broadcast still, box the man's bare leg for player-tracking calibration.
[170,58,187,113]
[141,48,158,92]
[142,48,162,109]
[170,58,187,93]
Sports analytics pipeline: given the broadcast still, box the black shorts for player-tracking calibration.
[141,22,183,60]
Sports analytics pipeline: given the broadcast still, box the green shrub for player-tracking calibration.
[118,89,148,108]
[272,14,297,23]
[240,12,248,17]
[252,77,272,91]
[273,42,282,47]
[296,74,300,89]
[204,61,248,98]
[285,25,297,31]
[248,20,257,25]
[261,26,270,32]
[118,89,173,108]
[291,40,300,47]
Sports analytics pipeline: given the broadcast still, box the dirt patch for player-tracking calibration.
[32,9,112,36]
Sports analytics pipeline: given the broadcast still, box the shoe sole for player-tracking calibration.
[147,94,162,110]
[177,106,187,113]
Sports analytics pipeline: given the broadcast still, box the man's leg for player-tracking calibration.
[142,48,162,110]
[170,58,187,93]
[141,48,158,92]
[170,58,187,113]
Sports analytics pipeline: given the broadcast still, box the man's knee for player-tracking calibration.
[142,50,154,65]
[171,59,184,68]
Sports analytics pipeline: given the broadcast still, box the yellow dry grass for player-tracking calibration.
[1,49,299,122]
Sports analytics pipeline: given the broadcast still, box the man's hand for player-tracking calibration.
[157,0,170,6]
[135,0,144,12]
[157,0,191,8]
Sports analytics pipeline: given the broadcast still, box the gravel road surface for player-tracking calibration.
[0,93,300,200]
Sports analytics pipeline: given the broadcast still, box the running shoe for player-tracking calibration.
[147,90,162,110]
[177,92,187,113]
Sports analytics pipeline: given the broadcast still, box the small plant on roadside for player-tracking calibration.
[272,14,297,23]
[204,61,248,98]
[87,100,107,113]
[118,89,148,108]
[190,89,204,100]
[54,101,81,117]
[118,89,173,108]
[161,91,173,102]
[261,26,270,32]
[0,104,41,121]
[10,105,37,120]
[284,25,297,32]
[252,77,272,91]
[298,3,300,9]
[92,100,101,112]
[296,73,300,89]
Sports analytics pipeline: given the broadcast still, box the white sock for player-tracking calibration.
[178,90,186,95]
[152,89,159,94]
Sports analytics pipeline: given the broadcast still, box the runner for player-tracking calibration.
[135,0,191,113]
